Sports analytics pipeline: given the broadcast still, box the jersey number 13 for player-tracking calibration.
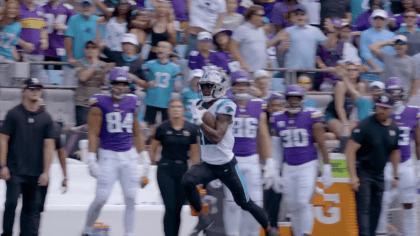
[106,112,133,133]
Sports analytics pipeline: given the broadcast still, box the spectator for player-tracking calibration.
[18,0,48,83]
[360,9,396,82]
[73,41,114,126]
[94,0,133,57]
[299,0,321,27]
[129,8,152,46]
[0,0,21,87]
[188,31,230,73]
[254,0,278,21]
[397,8,420,55]
[222,0,245,31]
[181,69,202,122]
[143,41,181,129]
[186,0,226,59]
[297,74,317,108]
[213,29,240,73]
[315,18,345,91]
[320,0,352,30]
[230,5,283,72]
[64,0,103,86]
[339,22,363,65]
[271,0,302,32]
[353,0,395,33]
[266,92,286,115]
[253,69,271,100]
[43,0,74,71]
[147,0,176,61]
[280,5,327,77]
[393,0,420,30]
[369,35,419,100]
[263,17,281,69]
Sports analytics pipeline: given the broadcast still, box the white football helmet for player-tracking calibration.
[199,70,228,102]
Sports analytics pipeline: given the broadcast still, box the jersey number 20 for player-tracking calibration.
[106,112,133,133]
[280,128,309,148]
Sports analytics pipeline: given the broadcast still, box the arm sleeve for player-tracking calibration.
[309,108,324,125]
[64,16,74,38]
[231,26,245,43]
[0,110,15,135]
[154,125,164,141]
[44,115,55,139]
[351,122,367,144]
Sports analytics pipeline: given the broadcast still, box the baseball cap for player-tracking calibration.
[293,5,307,13]
[81,0,93,7]
[393,35,408,45]
[122,33,139,46]
[85,40,97,48]
[369,81,385,91]
[213,29,232,43]
[197,31,213,42]
[254,70,270,79]
[188,69,204,82]
[371,9,388,19]
[375,94,395,108]
[23,78,43,89]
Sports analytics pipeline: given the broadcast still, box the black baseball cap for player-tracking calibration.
[23,78,43,89]
[375,94,395,108]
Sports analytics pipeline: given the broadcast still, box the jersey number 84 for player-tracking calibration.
[106,112,133,133]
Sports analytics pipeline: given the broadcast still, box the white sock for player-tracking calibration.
[300,203,314,235]
[403,208,417,236]
[124,197,136,236]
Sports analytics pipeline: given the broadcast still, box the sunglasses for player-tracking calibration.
[297,80,311,84]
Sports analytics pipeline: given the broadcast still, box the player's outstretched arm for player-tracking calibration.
[199,114,232,144]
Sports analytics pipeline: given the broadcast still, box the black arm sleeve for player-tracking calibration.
[44,114,55,140]
[351,122,367,145]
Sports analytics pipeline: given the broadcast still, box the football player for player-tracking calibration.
[181,70,277,236]
[376,77,419,236]
[82,68,151,236]
[270,85,333,236]
[223,70,281,236]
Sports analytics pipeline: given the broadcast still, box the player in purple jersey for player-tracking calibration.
[223,71,280,236]
[270,85,332,236]
[82,68,150,236]
[376,77,419,236]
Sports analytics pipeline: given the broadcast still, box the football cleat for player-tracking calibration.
[189,214,214,236]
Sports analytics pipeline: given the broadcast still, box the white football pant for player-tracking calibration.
[223,154,263,236]
[376,158,417,236]
[283,160,318,236]
[84,148,139,236]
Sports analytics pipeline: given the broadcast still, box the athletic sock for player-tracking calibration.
[403,208,417,236]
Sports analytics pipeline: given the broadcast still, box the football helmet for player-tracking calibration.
[109,67,131,99]
[231,70,252,101]
[199,70,228,102]
[285,85,305,114]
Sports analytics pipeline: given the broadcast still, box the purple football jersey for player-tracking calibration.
[18,3,46,55]
[270,108,323,165]
[391,106,420,163]
[43,3,74,58]
[232,99,265,157]
[90,94,140,152]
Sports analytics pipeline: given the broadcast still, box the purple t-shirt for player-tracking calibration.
[188,50,231,74]
[43,3,74,58]
[232,99,265,157]
[391,106,420,163]
[315,41,344,84]
[270,108,323,165]
[271,2,303,29]
[170,0,188,21]
[19,3,46,55]
[353,10,394,33]
[90,94,140,152]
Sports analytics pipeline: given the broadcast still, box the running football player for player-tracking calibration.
[82,67,151,236]
[181,70,277,236]
[223,70,281,236]
[376,77,418,236]
[270,85,333,236]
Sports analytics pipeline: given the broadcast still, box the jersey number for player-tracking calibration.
[280,128,309,148]
[0,32,16,49]
[106,112,133,133]
[232,117,258,138]
[154,72,171,88]
[398,126,411,146]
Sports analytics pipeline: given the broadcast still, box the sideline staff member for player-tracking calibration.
[149,99,200,236]
[346,94,400,236]
[0,78,55,236]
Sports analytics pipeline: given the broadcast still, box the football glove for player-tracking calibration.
[263,158,283,193]
[87,152,100,178]
[191,99,207,126]
[322,164,333,190]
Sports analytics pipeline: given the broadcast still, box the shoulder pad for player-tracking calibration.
[272,111,285,116]
[250,98,263,102]
[189,50,199,57]
[303,107,319,112]
[125,94,137,98]
[63,3,74,10]
[394,14,401,17]
[407,105,419,109]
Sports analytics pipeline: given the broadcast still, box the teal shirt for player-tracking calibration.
[356,96,374,121]
[144,60,181,109]
[181,86,200,120]
[0,21,21,60]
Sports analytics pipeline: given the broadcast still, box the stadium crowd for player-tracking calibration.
[1,0,420,235]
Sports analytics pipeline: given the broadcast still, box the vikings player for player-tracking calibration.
[270,85,332,236]
[376,77,419,236]
[82,68,150,236]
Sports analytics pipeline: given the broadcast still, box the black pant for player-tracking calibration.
[144,106,168,125]
[355,167,384,236]
[157,160,188,236]
[43,56,62,70]
[263,188,282,228]
[2,174,41,236]
[75,106,90,126]
[181,157,269,228]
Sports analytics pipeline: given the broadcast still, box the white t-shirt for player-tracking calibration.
[200,98,236,165]
[299,0,321,25]
[104,17,128,52]
[190,0,227,32]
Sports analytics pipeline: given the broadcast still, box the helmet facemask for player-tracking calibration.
[232,82,251,101]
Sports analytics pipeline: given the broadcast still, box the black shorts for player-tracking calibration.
[144,106,168,125]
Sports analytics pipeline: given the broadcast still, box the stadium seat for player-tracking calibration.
[43,89,76,127]
[0,88,21,120]
[307,94,333,111]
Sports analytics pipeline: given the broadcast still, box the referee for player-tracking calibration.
[345,94,400,236]
[149,98,200,236]
[0,78,55,236]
